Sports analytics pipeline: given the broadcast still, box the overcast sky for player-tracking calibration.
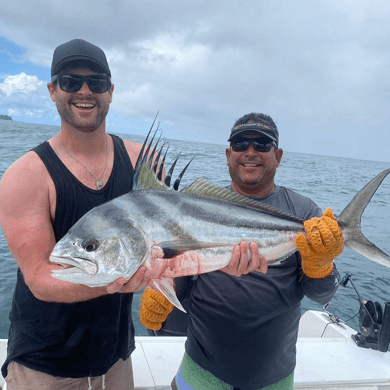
[1,1,390,162]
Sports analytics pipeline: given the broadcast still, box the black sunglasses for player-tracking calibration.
[230,138,277,153]
[51,74,111,94]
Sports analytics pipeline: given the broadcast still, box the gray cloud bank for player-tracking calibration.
[1,0,390,162]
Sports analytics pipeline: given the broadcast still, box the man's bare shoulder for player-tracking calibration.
[123,139,143,166]
[0,150,51,208]
[2,150,50,184]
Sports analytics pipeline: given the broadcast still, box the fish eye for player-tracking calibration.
[84,241,98,252]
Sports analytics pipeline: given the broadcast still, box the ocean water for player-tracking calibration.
[1,120,390,341]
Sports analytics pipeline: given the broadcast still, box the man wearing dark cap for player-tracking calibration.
[0,41,264,389]
[0,39,153,389]
[140,112,343,390]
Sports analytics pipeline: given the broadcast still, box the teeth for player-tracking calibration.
[243,164,259,167]
[75,103,95,108]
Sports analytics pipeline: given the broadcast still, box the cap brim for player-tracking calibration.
[227,129,277,142]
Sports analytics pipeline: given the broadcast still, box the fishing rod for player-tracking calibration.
[340,272,390,352]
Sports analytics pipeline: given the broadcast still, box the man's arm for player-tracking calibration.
[0,151,149,303]
[300,267,340,305]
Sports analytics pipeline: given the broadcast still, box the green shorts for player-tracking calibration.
[172,352,294,390]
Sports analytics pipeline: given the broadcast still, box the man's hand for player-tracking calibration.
[106,266,152,294]
[221,241,268,277]
[139,287,174,331]
[295,208,344,278]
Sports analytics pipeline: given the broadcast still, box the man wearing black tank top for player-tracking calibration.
[0,40,262,390]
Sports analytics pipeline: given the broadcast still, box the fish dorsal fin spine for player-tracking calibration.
[181,178,304,223]
[132,112,193,191]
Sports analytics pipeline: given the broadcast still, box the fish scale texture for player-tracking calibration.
[295,208,344,278]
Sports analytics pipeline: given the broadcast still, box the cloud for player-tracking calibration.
[0,72,55,120]
[0,72,43,97]
[0,0,390,161]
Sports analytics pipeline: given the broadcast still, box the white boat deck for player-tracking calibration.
[1,311,390,389]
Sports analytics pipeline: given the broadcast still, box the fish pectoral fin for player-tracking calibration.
[151,278,186,313]
[157,240,230,259]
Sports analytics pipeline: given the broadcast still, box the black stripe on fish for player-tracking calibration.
[151,190,303,232]
[130,191,198,242]
[158,240,231,258]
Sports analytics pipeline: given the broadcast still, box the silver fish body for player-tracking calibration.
[50,122,390,311]
[51,187,304,285]
[50,170,390,311]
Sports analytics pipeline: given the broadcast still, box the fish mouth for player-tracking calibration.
[50,255,98,276]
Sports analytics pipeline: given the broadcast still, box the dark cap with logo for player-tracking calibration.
[227,114,279,147]
[51,39,111,77]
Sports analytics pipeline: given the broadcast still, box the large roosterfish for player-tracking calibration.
[50,120,390,311]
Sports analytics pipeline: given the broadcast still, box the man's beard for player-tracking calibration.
[56,98,109,132]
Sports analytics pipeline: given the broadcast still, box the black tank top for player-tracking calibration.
[2,134,136,379]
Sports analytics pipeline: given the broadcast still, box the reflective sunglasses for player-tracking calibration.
[230,138,277,152]
[51,74,111,94]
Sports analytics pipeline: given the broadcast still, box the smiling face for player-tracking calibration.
[226,132,283,197]
[47,65,114,133]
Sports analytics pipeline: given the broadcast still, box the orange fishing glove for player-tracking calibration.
[295,208,344,278]
[139,287,174,331]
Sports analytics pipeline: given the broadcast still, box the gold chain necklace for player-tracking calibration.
[59,133,108,190]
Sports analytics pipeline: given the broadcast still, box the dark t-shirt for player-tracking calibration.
[182,185,339,389]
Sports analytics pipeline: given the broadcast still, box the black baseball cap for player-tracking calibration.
[51,39,111,77]
[228,117,279,147]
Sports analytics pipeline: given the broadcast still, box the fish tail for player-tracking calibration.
[337,168,390,268]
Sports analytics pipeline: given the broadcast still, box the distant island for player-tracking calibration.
[0,114,13,121]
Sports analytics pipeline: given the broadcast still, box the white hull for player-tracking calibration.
[1,310,390,389]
